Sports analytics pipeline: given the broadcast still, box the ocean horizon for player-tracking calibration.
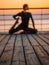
[0,9,49,33]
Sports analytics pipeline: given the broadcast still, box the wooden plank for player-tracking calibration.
[43,45,49,54]
[12,35,25,65]
[0,35,6,42]
[37,35,49,54]
[0,34,49,65]
[33,35,49,55]
[28,34,49,65]
[0,35,15,65]
[27,35,39,45]
[0,35,10,57]
[22,34,40,65]
[38,35,49,45]
[44,35,49,39]
[33,45,49,65]
[33,35,47,45]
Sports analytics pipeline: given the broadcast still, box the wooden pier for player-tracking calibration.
[0,34,49,65]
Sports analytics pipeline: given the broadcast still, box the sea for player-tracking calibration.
[0,8,49,33]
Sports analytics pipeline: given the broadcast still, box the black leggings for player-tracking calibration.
[9,24,37,34]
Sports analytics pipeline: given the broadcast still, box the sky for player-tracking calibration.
[0,0,49,8]
[0,0,49,32]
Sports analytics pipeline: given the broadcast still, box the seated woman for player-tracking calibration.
[9,4,37,34]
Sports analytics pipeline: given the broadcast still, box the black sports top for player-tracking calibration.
[13,11,34,28]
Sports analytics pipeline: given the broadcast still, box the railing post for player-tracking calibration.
[3,9,5,33]
[41,8,42,32]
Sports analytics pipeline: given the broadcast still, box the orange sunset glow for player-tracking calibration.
[0,0,49,8]
[0,0,49,33]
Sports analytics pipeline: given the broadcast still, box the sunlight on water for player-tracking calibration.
[0,9,49,33]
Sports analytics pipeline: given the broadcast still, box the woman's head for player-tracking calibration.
[23,4,29,10]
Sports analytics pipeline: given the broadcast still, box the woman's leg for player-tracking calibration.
[9,24,22,34]
[25,28,37,34]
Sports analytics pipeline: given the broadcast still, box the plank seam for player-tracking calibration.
[10,35,17,65]
[37,35,49,46]
[21,35,28,65]
[0,35,7,42]
[32,35,49,55]
[26,34,43,65]
[0,35,12,58]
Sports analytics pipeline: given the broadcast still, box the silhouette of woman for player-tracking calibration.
[9,4,37,34]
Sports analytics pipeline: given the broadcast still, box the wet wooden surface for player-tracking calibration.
[0,34,49,65]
